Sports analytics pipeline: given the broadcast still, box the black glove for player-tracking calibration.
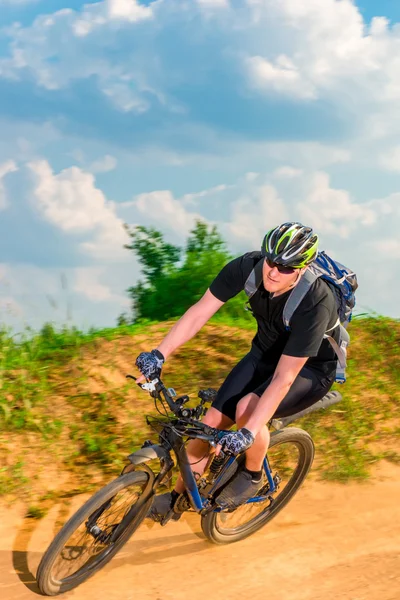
[135,349,165,380]
[217,428,255,456]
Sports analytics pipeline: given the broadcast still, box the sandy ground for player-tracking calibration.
[1,461,399,600]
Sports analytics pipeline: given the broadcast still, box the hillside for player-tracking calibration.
[0,316,399,510]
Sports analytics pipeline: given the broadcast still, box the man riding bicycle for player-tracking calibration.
[135,222,340,519]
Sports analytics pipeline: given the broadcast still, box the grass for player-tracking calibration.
[0,314,399,504]
[26,505,47,519]
[0,459,29,496]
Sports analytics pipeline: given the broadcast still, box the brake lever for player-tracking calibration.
[126,374,159,392]
[207,427,229,449]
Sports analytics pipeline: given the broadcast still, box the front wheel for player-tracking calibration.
[36,470,154,596]
[201,427,314,545]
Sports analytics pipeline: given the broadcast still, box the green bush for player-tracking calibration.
[124,220,253,324]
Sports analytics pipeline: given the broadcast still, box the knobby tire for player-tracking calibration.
[201,427,314,544]
[36,470,153,596]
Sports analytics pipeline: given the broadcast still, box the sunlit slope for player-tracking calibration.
[0,317,399,503]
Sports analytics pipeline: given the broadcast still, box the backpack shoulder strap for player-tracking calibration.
[324,324,350,369]
[282,268,319,329]
[244,258,264,299]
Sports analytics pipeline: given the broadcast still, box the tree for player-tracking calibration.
[124,225,181,285]
[124,224,182,321]
[124,220,252,324]
[116,312,131,327]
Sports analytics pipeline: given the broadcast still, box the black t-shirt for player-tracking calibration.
[210,252,340,378]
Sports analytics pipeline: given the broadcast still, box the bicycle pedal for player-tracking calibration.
[215,500,237,513]
[160,509,182,526]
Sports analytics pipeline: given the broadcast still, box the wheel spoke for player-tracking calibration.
[215,438,302,533]
[218,496,273,529]
[48,481,145,583]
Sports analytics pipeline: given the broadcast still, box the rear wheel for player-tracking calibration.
[36,470,153,596]
[201,427,314,544]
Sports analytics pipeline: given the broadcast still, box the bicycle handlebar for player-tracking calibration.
[126,374,229,447]
[127,374,177,410]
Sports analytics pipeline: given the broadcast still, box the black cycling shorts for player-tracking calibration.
[212,346,335,423]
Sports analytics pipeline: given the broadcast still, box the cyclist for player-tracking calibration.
[135,222,340,518]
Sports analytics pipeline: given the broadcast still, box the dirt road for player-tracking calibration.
[1,461,399,600]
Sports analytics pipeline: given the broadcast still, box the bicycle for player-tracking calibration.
[36,375,342,596]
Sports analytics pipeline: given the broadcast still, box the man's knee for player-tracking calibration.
[185,408,233,457]
[203,407,234,429]
[235,393,260,425]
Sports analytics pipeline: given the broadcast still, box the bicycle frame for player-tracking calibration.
[126,376,279,515]
[174,439,277,513]
[131,423,278,515]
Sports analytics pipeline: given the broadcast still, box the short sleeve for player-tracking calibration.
[209,254,254,302]
[283,301,331,358]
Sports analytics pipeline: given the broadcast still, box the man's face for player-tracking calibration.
[262,258,305,295]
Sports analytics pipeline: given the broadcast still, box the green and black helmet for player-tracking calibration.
[261,222,319,268]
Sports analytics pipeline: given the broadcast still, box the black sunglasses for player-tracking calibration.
[265,258,299,275]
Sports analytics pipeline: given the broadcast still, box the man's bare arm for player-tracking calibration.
[135,290,225,382]
[156,289,224,360]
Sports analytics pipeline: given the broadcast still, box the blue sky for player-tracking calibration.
[359,1,400,23]
[0,0,399,331]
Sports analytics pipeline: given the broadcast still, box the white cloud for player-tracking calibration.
[0,120,61,166]
[379,146,400,172]
[73,13,107,38]
[219,168,384,252]
[102,83,149,113]
[0,262,134,331]
[0,263,64,329]
[196,0,229,8]
[5,0,400,142]
[106,0,153,22]
[182,183,233,205]
[240,0,400,143]
[73,267,128,303]
[0,295,24,319]
[0,160,18,179]
[0,7,157,114]
[225,184,288,249]
[132,190,204,238]
[218,169,400,317]
[271,0,374,85]
[1,0,400,325]
[2,158,400,330]
[368,239,400,259]
[29,160,111,232]
[370,192,400,216]
[28,160,129,259]
[80,218,130,260]
[245,172,260,182]
[89,155,118,173]
[73,0,153,37]
[0,160,18,210]
[263,142,351,168]
[299,171,376,238]
[273,166,303,178]
[246,55,316,99]
[0,0,39,4]
[68,149,86,164]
